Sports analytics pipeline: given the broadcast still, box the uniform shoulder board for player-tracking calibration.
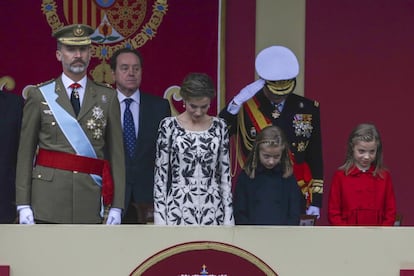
[94,81,114,89]
[314,100,320,107]
[36,79,55,87]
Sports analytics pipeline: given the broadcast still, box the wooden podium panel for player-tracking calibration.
[0,225,414,276]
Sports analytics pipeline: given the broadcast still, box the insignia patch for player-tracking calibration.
[297,141,309,152]
[73,26,85,37]
[250,127,257,138]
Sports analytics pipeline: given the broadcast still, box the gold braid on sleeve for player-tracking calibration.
[311,179,324,195]
[231,108,255,177]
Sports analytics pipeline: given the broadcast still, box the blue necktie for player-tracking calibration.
[123,98,136,158]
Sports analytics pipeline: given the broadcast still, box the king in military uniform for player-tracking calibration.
[15,24,125,224]
[220,45,323,217]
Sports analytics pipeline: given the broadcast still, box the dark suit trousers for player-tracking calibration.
[122,202,153,224]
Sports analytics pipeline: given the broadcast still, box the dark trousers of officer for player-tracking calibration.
[122,201,153,224]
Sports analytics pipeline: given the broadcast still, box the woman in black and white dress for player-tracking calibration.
[153,73,234,226]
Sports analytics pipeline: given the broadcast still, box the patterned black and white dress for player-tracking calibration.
[153,116,234,225]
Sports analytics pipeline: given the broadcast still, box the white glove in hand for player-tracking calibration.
[18,206,35,224]
[233,79,265,105]
[306,206,320,219]
[227,79,266,115]
[105,208,122,225]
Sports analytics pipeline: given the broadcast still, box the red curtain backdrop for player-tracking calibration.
[306,0,414,225]
[224,0,256,104]
[0,0,222,114]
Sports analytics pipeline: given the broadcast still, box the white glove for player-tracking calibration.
[105,207,122,225]
[18,205,35,224]
[306,206,320,219]
[233,79,266,105]
[228,79,265,114]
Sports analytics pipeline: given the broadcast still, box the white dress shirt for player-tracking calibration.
[61,73,87,106]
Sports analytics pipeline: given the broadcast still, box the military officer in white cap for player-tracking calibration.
[15,24,125,224]
[220,45,323,218]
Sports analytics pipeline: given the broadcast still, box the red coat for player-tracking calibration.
[328,166,396,226]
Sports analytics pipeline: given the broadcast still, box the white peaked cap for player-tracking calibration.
[255,45,299,81]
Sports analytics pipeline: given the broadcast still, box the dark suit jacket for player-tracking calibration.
[124,92,170,208]
[0,91,23,223]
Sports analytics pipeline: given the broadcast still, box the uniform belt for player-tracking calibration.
[36,148,114,206]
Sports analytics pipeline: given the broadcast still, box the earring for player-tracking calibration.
[182,102,186,108]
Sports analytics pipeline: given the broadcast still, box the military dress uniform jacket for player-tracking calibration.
[15,77,125,223]
[220,90,323,209]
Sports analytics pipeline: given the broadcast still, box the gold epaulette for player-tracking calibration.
[22,79,54,99]
[36,79,55,87]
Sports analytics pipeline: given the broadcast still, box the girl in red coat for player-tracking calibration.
[328,123,396,226]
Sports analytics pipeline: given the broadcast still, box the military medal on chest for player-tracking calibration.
[272,108,280,119]
[87,106,106,140]
[271,103,282,119]
[293,113,313,138]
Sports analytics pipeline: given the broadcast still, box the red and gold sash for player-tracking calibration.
[236,97,272,168]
